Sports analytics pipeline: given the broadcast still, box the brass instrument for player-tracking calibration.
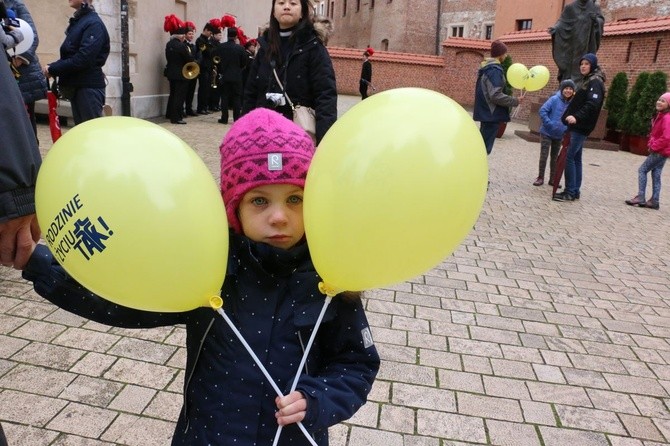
[211,56,221,89]
[182,62,200,80]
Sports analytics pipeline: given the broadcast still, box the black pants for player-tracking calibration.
[197,68,211,112]
[359,80,368,100]
[167,79,188,122]
[219,80,242,123]
[0,422,7,446]
[185,78,197,113]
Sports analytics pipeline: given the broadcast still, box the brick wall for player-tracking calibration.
[329,28,670,121]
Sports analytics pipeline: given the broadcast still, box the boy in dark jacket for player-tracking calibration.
[553,53,606,202]
[473,40,522,155]
[17,109,379,446]
[43,0,110,125]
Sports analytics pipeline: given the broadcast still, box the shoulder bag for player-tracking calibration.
[272,68,316,140]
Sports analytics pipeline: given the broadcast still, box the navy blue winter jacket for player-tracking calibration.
[539,91,570,140]
[23,232,380,445]
[473,58,519,123]
[48,5,109,89]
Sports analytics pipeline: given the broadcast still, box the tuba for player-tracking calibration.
[182,62,200,80]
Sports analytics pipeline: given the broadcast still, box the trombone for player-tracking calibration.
[182,62,200,80]
[211,56,221,89]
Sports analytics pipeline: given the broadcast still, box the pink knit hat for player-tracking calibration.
[219,108,316,233]
[660,92,670,104]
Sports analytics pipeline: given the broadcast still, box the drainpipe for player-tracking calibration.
[435,0,442,55]
[120,0,133,116]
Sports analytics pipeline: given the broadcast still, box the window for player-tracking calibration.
[356,0,360,12]
[485,24,493,40]
[370,0,375,9]
[451,26,464,38]
[516,19,532,31]
[343,0,347,16]
[329,1,334,18]
[382,39,389,51]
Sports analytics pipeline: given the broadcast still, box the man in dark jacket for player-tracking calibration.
[5,0,48,140]
[473,40,522,155]
[359,47,373,100]
[0,37,42,446]
[212,26,248,124]
[553,53,606,202]
[43,0,109,125]
[164,24,194,124]
[195,21,216,115]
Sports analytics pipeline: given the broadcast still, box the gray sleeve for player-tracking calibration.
[482,74,519,109]
[0,26,23,49]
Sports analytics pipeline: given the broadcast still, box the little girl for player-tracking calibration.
[19,108,380,445]
[625,92,670,210]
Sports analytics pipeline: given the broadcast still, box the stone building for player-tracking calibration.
[327,0,670,55]
[26,0,270,119]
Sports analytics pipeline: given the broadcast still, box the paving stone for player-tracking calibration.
[391,382,456,412]
[457,392,523,422]
[486,419,541,446]
[46,402,117,438]
[554,404,627,435]
[416,409,486,443]
[618,413,666,442]
[538,426,609,445]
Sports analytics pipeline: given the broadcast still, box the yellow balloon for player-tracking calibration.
[506,63,529,90]
[36,117,228,312]
[304,88,488,292]
[525,65,551,92]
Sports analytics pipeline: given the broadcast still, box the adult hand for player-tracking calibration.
[42,65,50,78]
[565,115,577,125]
[0,214,40,269]
[274,391,307,426]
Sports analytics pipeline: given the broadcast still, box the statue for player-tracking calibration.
[549,0,605,82]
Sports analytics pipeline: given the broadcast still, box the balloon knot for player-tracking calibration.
[318,282,340,297]
[209,296,223,310]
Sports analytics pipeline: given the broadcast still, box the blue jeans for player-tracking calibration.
[480,122,501,155]
[71,87,105,125]
[564,131,587,197]
[638,152,667,202]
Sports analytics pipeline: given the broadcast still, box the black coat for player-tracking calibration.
[561,69,605,136]
[242,26,337,144]
[165,37,193,81]
[212,40,248,83]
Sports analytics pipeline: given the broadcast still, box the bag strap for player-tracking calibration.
[272,68,295,110]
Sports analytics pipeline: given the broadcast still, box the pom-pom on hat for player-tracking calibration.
[208,18,222,31]
[221,14,236,28]
[185,21,196,31]
[164,14,184,34]
[219,109,316,233]
[490,40,508,58]
[365,46,374,56]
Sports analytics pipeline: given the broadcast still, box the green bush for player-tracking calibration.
[604,72,628,131]
[501,55,513,96]
[620,72,649,134]
[630,70,668,136]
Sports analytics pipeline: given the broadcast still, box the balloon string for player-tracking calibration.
[214,307,317,446]
[511,89,526,118]
[271,295,333,446]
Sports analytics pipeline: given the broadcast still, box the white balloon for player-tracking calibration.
[13,18,35,55]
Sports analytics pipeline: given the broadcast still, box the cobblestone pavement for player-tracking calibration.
[1,96,669,446]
